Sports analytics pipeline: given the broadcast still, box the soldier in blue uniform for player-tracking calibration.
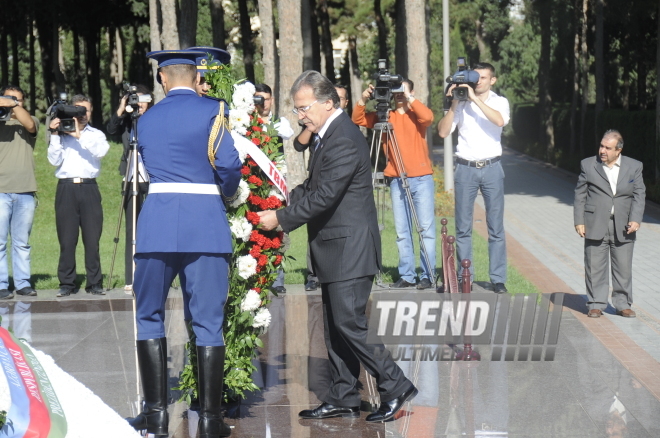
[126,49,241,438]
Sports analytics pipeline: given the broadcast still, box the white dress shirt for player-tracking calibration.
[603,154,621,214]
[318,108,343,140]
[47,125,110,178]
[450,90,510,160]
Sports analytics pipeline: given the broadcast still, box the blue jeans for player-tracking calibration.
[390,175,436,282]
[454,161,506,283]
[0,193,36,290]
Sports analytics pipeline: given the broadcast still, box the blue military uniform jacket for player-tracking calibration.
[136,88,241,253]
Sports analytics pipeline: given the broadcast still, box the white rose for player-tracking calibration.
[236,255,257,280]
[229,215,252,241]
[240,289,262,312]
[230,179,250,208]
[229,109,249,135]
[252,308,272,329]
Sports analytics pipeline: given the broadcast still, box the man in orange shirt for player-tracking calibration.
[353,80,435,289]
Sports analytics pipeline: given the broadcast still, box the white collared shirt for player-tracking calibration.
[318,108,343,141]
[47,124,110,178]
[450,90,510,160]
[603,154,621,213]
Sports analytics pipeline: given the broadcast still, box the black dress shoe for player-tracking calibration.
[0,289,13,300]
[416,278,433,290]
[272,285,286,295]
[299,402,360,419]
[56,287,76,297]
[492,283,508,294]
[365,384,418,423]
[86,283,106,295]
[16,287,37,296]
[305,279,319,291]
[389,278,415,289]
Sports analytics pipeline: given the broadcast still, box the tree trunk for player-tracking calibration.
[637,60,647,109]
[179,0,198,49]
[149,0,165,102]
[656,0,660,181]
[376,0,389,61]
[394,0,406,75]
[238,0,255,83]
[210,0,226,49]
[73,30,83,93]
[277,0,306,187]
[109,27,124,114]
[569,0,580,156]
[86,30,103,128]
[594,0,604,120]
[11,32,19,86]
[405,0,429,105]
[475,19,487,62]
[0,32,7,87]
[53,25,66,94]
[35,16,55,100]
[578,0,589,158]
[29,18,36,113]
[348,35,363,108]
[258,0,278,91]
[318,0,334,80]
[160,0,180,49]
[538,0,555,163]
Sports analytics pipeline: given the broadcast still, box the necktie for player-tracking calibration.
[312,134,321,151]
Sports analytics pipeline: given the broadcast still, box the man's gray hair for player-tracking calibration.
[71,94,92,106]
[603,129,624,149]
[290,71,340,108]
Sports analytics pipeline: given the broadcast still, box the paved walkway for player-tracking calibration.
[434,145,660,400]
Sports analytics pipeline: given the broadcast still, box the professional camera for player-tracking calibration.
[46,93,87,133]
[371,59,404,122]
[0,95,17,122]
[253,95,265,106]
[445,57,479,106]
[122,82,152,116]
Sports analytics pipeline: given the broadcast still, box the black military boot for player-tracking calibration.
[197,345,231,437]
[126,338,169,436]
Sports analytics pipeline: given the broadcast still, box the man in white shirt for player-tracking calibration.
[48,94,110,297]
[438,63,510,293]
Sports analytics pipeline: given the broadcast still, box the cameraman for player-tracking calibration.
[0,85,39,299]
[107,84,153,292]
[255,83,294,142]
[48,94,110,297]
[352,80,436,290]
[437,62,510,293]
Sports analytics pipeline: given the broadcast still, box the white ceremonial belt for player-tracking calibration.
[148,183,220,195]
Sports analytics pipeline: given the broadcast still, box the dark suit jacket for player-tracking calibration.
[277,111,382,283]
[574,155,645,242]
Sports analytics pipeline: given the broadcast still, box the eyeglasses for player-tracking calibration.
[292,100,318,115]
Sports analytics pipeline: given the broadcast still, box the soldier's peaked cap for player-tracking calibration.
[146,50,207,68]
[186,46,231,77]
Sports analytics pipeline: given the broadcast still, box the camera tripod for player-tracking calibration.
[369,121,436,288]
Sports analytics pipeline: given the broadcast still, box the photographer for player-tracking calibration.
[107,84,153,292]
[255,83,294,142]
[352,80,435,290]
[437,62,510,293]
[48,94,110,297]
[0,85,39,299]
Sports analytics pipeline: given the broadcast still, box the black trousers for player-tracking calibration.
[55,180,103,289]
[321,276,410,407]
[306,245,318,282]
[123,182,149,284]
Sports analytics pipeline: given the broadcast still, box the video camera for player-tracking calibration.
[47,93,87,133]
[372,59,404,122]
[122,82,152,117]
[0,95,18,122]
[253,95,265,106]
[444,57,479,109]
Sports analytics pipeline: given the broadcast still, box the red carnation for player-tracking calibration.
[274,255,283,266]
[251,137,260,145]
[252,126,262,132]
[264,136,271,142]
[253,287,261,293]
[246,211,260,225]
[258,276,267,285]
[241,166,251,175]
[250,245,262,258]
[257,118,264,125]
[270,237,282,249]
[257,254,268,267]
[248,194,263,207]
[266,196,282,209]
[249,230,267,246]
[248,159,257,167]
[248,175,263,186]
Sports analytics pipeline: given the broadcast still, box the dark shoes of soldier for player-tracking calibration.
[272,286,286,295]
[416,278,433,290]
[389,278,416,289]
[86,283,106,295]
[0,289,14,300]
[16,287,37,297]
[305,280,319,291]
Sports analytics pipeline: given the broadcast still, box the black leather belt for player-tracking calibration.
[456,156,501,168]
[58,178,97,184]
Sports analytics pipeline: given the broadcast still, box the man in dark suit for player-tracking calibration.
[126,50,241,438]
[574,129,645,318]
[258,71,417,423]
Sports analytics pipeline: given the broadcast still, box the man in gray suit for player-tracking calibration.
[258,71,417,422]
[574,130,645,318]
